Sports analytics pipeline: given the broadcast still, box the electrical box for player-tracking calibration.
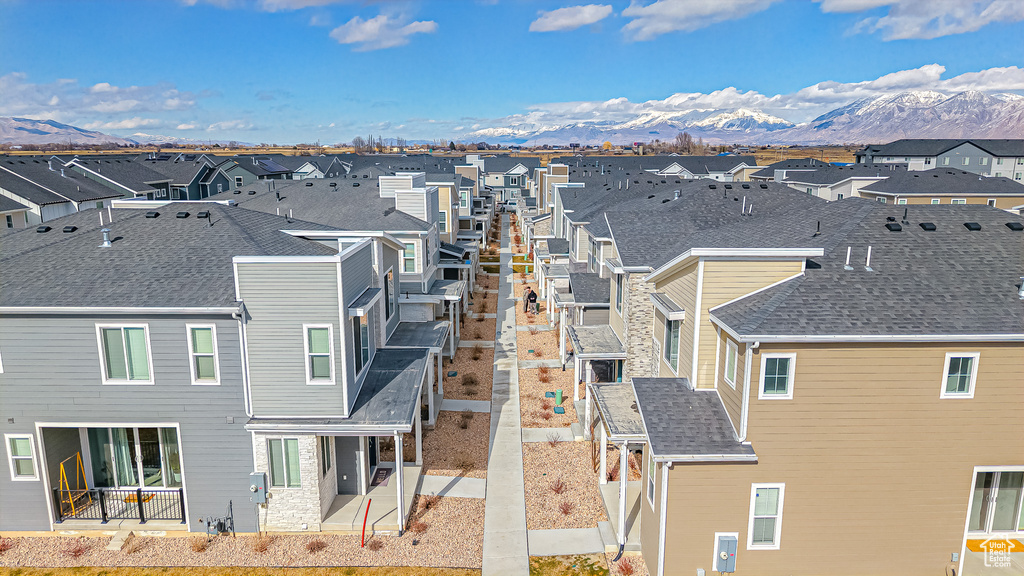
[249,472,267,504]
[716,535,737,573]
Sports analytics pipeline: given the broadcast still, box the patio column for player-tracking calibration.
[437,352,443,397]
[599,425,608,485]
[584,372,592,440]
[559,308,567,365]
[618,442,628,546]
[394,432,405,535]
[415,408,423,466]
[448,303,456,359]
[573,355,581,402]
[426,359,436,427]
[454,300,460,341]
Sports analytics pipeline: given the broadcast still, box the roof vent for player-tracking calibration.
[724,184,732,189]
[145,211,159,218]
[99,228,111,248]
[306,182,313,186]
[709,184,717,189]
[648,194,655,199]
[1006,222,1024,231]
[919,222,937,231]
[353,182,360,187]
[885,222,902,232]
[176,211,190,218]
[248,190,256,195]
[62,225,77,233]
[330,182,337,187]
[759,183,768,189]
[661,198,671,203]
[742,183,750,189]
[197,210,211,219]
[964,222,982,231]
[233,190,241,194]
[886,216,896,222]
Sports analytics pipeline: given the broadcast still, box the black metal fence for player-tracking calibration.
[53,488,186,524]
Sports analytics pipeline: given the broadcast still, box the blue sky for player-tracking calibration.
[1,0,1022,143]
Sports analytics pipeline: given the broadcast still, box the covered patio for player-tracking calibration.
[386,321,450,426]
[567,324,626,439]
[321,463,421,534]
[591,382,647,551]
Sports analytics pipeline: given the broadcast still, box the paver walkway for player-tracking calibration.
[482,214,530,576]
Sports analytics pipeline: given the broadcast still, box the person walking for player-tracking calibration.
[528,287,539,314]
[523,287,532,312]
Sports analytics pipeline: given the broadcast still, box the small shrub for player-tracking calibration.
[471,344,483,361]
[541,399,553,410]
[366,538,384,552]
[547,432,561,447]
[529,327,538,336]
[0,538,13,555]
[459,410,474,429]
[549,478,566,495]
[455,454,475,473]
[64,538,89,559]
[616,557,637,576]
[251,533,274,554]
[419,494,441,512]
[476,315,485,323]
[477,300,488,313]
[306,538,327,554]
[608,461,621,482]
[189,536,208,553]
[462,374,478,387]
[532,347,544,358]
[409,520,428,535]
[558,501,575,516]
[122,535,145,555]
[539,411,553,421]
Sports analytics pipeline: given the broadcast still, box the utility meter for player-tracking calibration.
[716,535,737,573]
[249,472,267,504]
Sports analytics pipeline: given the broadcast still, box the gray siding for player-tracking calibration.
[0,314,254,532]
[582,308,610,325]
[340,243,378,413]
[237,261,348,417]
[383,245,402,338]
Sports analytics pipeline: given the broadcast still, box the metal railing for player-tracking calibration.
[53,487,186,524]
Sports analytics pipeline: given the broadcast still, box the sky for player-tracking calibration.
[1,0,1022,144]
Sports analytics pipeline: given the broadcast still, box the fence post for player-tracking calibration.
[178,488,186,524]
[137,488,146,524]
[99,490,109,524]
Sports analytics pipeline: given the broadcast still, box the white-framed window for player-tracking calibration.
[988,199,997,207]
[267,438,300,488]
[5,214,12,228]
[171,186,185,200]
[352,315,369,375]
[943,157,950,165]
[402,242,417,273]
[663,319,680,373]
[385,268,395,320]
[1017,173,1023,180]
[747,483,785,549]
[836,193,844,200]
[96,324,155,385]
[5,434,39,481]
[962,157,970,166]
[319,436,332,477]
[924,158,932,165]
[459,190,469,208]
[951,198,967,205]
[509,176,519,186]
[875,197,886,203]
[303,324,335,385]
[931,198,940,204]
[981,157,989,166]
[614,274,623,313]
[759,353,795,400]
[996,158,1004,165]
[646,453,656,508]
[897,198,907,205]
[438,210,447,233]
[724,339,738,388]
[940,352,980,399]
[186,324,219,385]
[234,176,243,188]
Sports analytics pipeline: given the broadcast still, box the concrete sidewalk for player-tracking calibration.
[527,527,606,556]
[417,474,487,499]
[482,214,529,576]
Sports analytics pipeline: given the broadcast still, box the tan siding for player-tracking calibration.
[715,329,745,428]
[859,193,1024,210]
[658,341,1024,576]
[659,262,698,379]
[696,259,803,388]
[640,447,662,571]
[609,274,625,341]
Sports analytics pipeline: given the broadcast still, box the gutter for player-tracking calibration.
[0,306,239,315]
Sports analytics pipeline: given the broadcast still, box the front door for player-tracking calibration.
[335,436,359,494]
[969,471,1024,534]
[368,436,378,469]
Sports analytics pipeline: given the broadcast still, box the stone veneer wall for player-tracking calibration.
[623,271,657,379]
[252,433,322,531]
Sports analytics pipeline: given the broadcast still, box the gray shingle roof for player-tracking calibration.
[861,139,1024,158]
[632,378,755,460]
[71,158,172,193]
[783,164,907,185]
[0,195,29,213]
[567,325,625,358]
[860,168,1024,196]
[139,158,210,186]
[0,204,337,308]
[0,158,127,204]
[591,383,645,439]
[569,272,610,306]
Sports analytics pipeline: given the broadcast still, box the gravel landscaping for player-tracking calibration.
[515,301,547,327]
[516,327,559,361]
[443,346,494,401]
[463,317,496,342]
[469,290,498,314]
[600,446,641,482]
[606,551,651,576]
[0,496,483,569]
[377,411,489,480]
[522,441,608,531]
[519,367,578,428]
[475,273,498,291]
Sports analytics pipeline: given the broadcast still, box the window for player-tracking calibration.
[268,438,300,488]
[747,484,785,549]
[171,187,184,200]
[385,269,395,320]
[897,198,907,205]
[646,454,656,508]
[943,157,950,165]
[759,354,795,399]
[1016,173,1022,180]
[836,193,844,200]
[997,158,1004,165]
[6,434,38,481]
[95,201,104,209]
[304,325,334,384]
[97,325,154,384]
[319,436,332,477]
[663,319,680,372]
[234,176,243,188]
[963,157,970,166]
[402,242,417,273]
[352,315,369,375]
[996,172,1003,177]
[924,158,932,165]
[875,197,886,203]
[981,157,989,166]
[988,199,997,207]
[187,325,219,385]
[509,176,519,186]
[438,210,447,233]
[931,198,940,205]
[460,190,468,208]
[941,353,979,398]
[724,340,738,388]
[217,183,223,193]
[806,188,812,195]
[614,274,623,313]
[5,215,11,228]
[951,199,967,205]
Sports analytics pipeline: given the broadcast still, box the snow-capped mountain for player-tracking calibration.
[461,91,1024,145]
[123,133,248,146]
[0,117,133,146]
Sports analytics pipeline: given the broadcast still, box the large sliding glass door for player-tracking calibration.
[969,471,1024,534]
[88,427,182,490]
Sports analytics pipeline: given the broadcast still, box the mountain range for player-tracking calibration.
[2,90,1022,147]
[460,90,1024,146]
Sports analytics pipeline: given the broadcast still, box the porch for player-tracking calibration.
[52,487,186,530]
[321,463,421,534]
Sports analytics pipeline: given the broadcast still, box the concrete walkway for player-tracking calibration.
[440,398,491,413]
[527,527,606,556]
[482,214,529,576]
[417,474,487,499]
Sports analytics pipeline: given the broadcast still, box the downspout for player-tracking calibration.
[232,303,253,417]
[739,340,759,441]
[657,461,670,576]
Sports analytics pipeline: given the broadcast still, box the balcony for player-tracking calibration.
[53,487,186,527]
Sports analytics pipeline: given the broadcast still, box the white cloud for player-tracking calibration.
[621,0,780,40]
[92,99,142,113]
[176,123,199,130]
[207,120,254,132]
[530,5,613,32]
[83,117,162,130]
[816,0,1024,40]
[329,14,437,51]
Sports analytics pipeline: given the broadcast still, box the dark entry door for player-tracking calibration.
[334,436,359,494]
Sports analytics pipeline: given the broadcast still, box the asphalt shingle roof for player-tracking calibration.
[0,158,127,204]
[568,272,610,306]
[860,168,1024,196]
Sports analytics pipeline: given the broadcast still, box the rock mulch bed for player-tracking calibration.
[522,441,608,531]
[378,412,489,480]
[443,346,494,401]
[606,551,651,576]
[469,290,498,313]
[515,303,547,327]
[600,446,642,482]
[475,274,498,291]
[0,497,483,569]
[519,368,578,428]
[463,317,497,342]
[516,327,559,361]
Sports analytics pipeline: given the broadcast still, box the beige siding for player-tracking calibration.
[609,274,625,341]
[695,259,803,388]
[715,328,745,428]
[658,341,1024,576]
[640,447,662,572]
[658,262,699,379]
[858,192,1024,210]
